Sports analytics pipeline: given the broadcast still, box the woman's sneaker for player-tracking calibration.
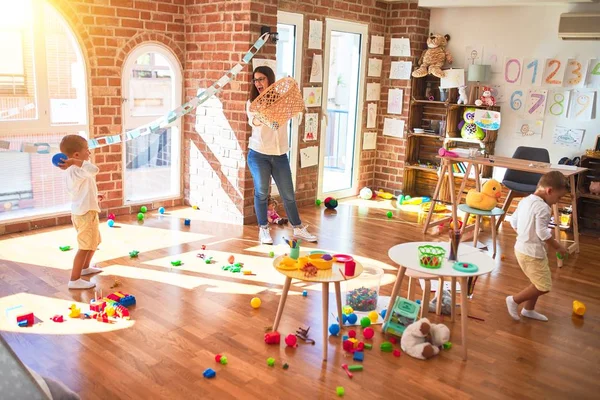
[259,225,273,244]
[293,225,317,242]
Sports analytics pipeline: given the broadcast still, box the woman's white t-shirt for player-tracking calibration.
[246,100,289,156]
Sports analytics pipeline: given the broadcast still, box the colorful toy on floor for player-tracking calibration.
[466,179,502,210]
[108,213,116,220]
[443,342,452,350]
[360,317,371,328]
[400,318,450,360]
[329,323,340,336]
[302,290,308,297]
[336,386,345,397]
[220,356,228,365]
[267,357,275,367]
[171,260,182,267]
[380,309,387,319]
[346,313,357,325]
[269,251,275,258]
[107,219,115,227]
[51,315,64,323]
[129,250,139,258]
[364,343,373,350]
[184,219,191,226]
[295,326,315,345]
[106,291,136,307]
[59,246,72,252]
[285,334,298,348]
[158,207,165,214]
[353,351,364,362]
[137,213,144,221]
[341,364,353,379]
[16,313,34,327]
[215,354,223,363]
[420,201,447,213]
[376,190,394,200]
[228,255,235,264]
[264,331,280,344]
[393,349,402,357]
[573,300,586,316]
[383,297,420,337]
[346,287,378,312]
[203,368,216,378]
[359,187,373,200]
[52,153,67,167]
[324,197,338,209]
[68,304,81,318]
[250,297,261,309]
[315,199,322,206]
[348,365,363,372]
[380,342,393,352]
[348,330,356,339]
[343,306,354,315]
[368,311,379,323]
[400,196,431,205]
[140,206,147,213]
[418,245,445,269]
[363,327,374,339]
[387,211,393,219]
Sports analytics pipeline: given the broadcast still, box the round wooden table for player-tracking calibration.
[384,242,496,360]
[272,253,364,361]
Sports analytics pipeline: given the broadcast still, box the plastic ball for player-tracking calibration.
[158,207,165,214]
[3,202,12,211]
[368,311,379,323]
[107,213,116,220]
[347,313,357,325]
[416,299,421,305]
[380,309,387,319]
[343,306,354,315]
[302,290,308,297]
[250,297,261,309]
[220,356,228,365]
[193,205,199,210]
[342,314,348,324]
[215,354,222,363]
[285,334,297,347]
[269,251,275,258]
[140,206,147,213]
[315,199,322,206]
[329,323,340,336]
[324,197,338,210]
[387,211,393,219]
[359,187,373,200]
[348,329,356,338]
[363,327,375,339]
[52,153,67,167]
[107,219,115,227]
[137,212,144,221]
[360,317,371,328]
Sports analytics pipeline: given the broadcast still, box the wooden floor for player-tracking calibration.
[1,201,599,400]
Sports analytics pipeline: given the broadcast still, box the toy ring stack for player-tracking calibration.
[452,261,479,273]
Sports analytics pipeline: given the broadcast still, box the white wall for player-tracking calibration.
[430,4,600,166]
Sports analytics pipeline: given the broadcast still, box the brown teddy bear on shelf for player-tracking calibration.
[412,34,453,78]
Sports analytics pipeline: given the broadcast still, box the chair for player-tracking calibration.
[459,204,505,258]
[405,269,444,318]
[495,146,550,230]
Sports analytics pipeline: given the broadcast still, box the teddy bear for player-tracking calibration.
[412,34,453,79]
[457,85,468,105]
[477,86,496,107]
[400,318,450,360]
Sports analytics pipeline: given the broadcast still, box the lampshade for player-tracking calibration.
[467,64,490,82]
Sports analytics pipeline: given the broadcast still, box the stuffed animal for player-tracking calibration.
[466,179,502,210]
[480,86,496,106]
[412,34,453,79]
[459,107,485,140]
[457,85,468,105]
[590,181,600,195]
[400,318,450,360]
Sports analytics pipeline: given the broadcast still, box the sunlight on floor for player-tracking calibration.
[0,224,212,270]
[0,293,134,335]
[154,207,242,225]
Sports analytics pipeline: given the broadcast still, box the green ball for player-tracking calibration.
[387,211,393,218]
[315,199,322,206]
[137,212,144,221]
[360,316,371,328]
[140,206,147,213]
[220,356,228,365]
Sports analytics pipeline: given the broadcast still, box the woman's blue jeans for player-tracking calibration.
[247,149,302,227]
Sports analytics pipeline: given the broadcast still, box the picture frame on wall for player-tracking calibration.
[595,135,600,152]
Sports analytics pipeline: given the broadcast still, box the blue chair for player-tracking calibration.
[495,146,550,230]
[459,204,505,258]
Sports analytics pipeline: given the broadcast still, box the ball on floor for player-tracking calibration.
[250,297,261,309]
[324,197,338,210]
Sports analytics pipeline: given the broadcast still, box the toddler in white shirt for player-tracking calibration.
[506,171,569,322]
[59,135,103,289]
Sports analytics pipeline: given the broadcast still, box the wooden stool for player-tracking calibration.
[405,269,444,318]
[458,204,505,258]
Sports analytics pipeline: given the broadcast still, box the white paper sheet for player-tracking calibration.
[310,54,323,83]
[516,119,544,137]
[389,61,412,80]
[553,126,585,147]
[304,113,318,141]
[366,83,381,101]
[568,89,595,121]
[308,20,322,50]
[387,89,403,115]
[367,103,377,128]
[390,37,411,57]
[300,146,319,168]
[368,58,382,77]
[586,59,600,88]
[383,118,405,138]
[303,87,322,107]
[440,69,465,89]
[252,58,277,74]
[363,132,377,150]
[370,35,384,55]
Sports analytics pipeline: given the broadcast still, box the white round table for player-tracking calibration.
[385,241,496,360]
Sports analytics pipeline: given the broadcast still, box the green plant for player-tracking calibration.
[336,74,345,87]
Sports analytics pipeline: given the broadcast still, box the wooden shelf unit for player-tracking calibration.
[577,155,600,234]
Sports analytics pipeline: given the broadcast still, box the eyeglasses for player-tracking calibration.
[252,77,267,84]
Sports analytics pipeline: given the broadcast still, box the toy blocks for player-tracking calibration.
[382,297,420,337]
[353,351,364,362]
[264,331,281,344]
[16,313,34,327]
[90,300,106,313]
[106,291,136,307]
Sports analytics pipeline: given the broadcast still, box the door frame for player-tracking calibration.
[318,18,368,200]
[121,43,183,205]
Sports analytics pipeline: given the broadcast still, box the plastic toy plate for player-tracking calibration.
[333,254,354,263]
[452,261,479,273]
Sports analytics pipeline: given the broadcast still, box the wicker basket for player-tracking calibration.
[418,245,445,269]
[249,77,305,130]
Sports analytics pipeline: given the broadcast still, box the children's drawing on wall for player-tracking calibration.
[524,89,548,119]
[368,58,383,77]
[304,113,318,141]
[586,59,600,87]
[390,38,411,57]
[303,87,322,107]
[389,61,412,80]
[370,35,384,55]
[546,90,570,118]
[475,109,501,131]
[310,55,323,83]
[363,131,377,150]
[504,58,523,85]
[568,90,595,121]
[383,118,404,138]
[440,69,465,89]
[387,89,403,115]
[252,59,277,75]
[464,45,483,68]
[300,146,319,168]
[542,58,567,86]
[553,126,585,147]
[367,103,377,128]
[308,20,322,50]
[483,45,503,73]
[366,83,381,101]
[564,58,588,88]
[516,119,543,137]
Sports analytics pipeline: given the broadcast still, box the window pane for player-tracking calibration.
[129,52,173,117]
[0,0,37,121]
[0,132,85,222]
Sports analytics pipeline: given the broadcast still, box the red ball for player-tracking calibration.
[284,334,297,347]
[108,213,116,220]
[215,354,222,363]
[363,327,374,339]
[393,349,402,357]
[389,337,398,344]
[348,329,356,339]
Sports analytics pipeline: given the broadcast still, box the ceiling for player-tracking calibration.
[383,0,597,7]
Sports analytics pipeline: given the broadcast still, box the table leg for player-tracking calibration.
[436,277,444,315]
[273,277,292,331]
[552,204,563,268]
[422,280,431,318]
[423,164,447,234]
[474,164,482,191]
[460,276,469,361]
[491,215,497,259]
[570,175,580,254]
[460,212,470,240]
[456,162,473,206]
[322,282,329,361]
[473,216,480,247]
[447,161,459,235]
[334,282,343,330]
[407,277,416,301]
[384,266,407,325]
[451,277,457,322]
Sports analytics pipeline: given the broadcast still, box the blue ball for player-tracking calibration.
[380,309,387,319]
[416,299,421,305]
[343,314,348,324]
[328,323,340,336]
[302,290,308,297]
[52,153,67,167]
[184,219,191,226]
[347,313,358,325]
[107,219,115,227]
[158,207,165,214]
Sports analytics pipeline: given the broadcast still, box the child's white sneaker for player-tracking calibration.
[81,266,102,276]
[293,225,317,242]
[521,309,548,321]
[68,279,96,290]
[506,296,520,320]
[259,225,273,245]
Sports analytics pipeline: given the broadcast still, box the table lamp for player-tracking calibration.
[467,64,490,105]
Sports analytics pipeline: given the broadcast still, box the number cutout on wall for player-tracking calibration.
[522,58,542,86]
[586,59,600,88]
[510,89,524,114]
[546,90,570,118]
[504,58,523,84]
[563,59,586,88]
[568,90,596,121]
[542,58,566,86]
[525,89,548,118]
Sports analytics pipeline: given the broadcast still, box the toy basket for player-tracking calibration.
[344,265,384,312]
[249,77,305,130]
[418,245,445,269]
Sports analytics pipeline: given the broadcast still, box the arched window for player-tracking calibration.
[0,0,88,222]
[122,44,182,203]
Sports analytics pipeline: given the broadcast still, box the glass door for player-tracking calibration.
[319,19,367,199]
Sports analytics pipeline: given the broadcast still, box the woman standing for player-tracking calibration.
[246,66,317,244]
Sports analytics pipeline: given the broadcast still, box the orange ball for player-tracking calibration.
[228,255,235,264]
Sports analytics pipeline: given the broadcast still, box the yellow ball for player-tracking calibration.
[250,297,261,309]
[343,306,354,315]
[368,311,379,323]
